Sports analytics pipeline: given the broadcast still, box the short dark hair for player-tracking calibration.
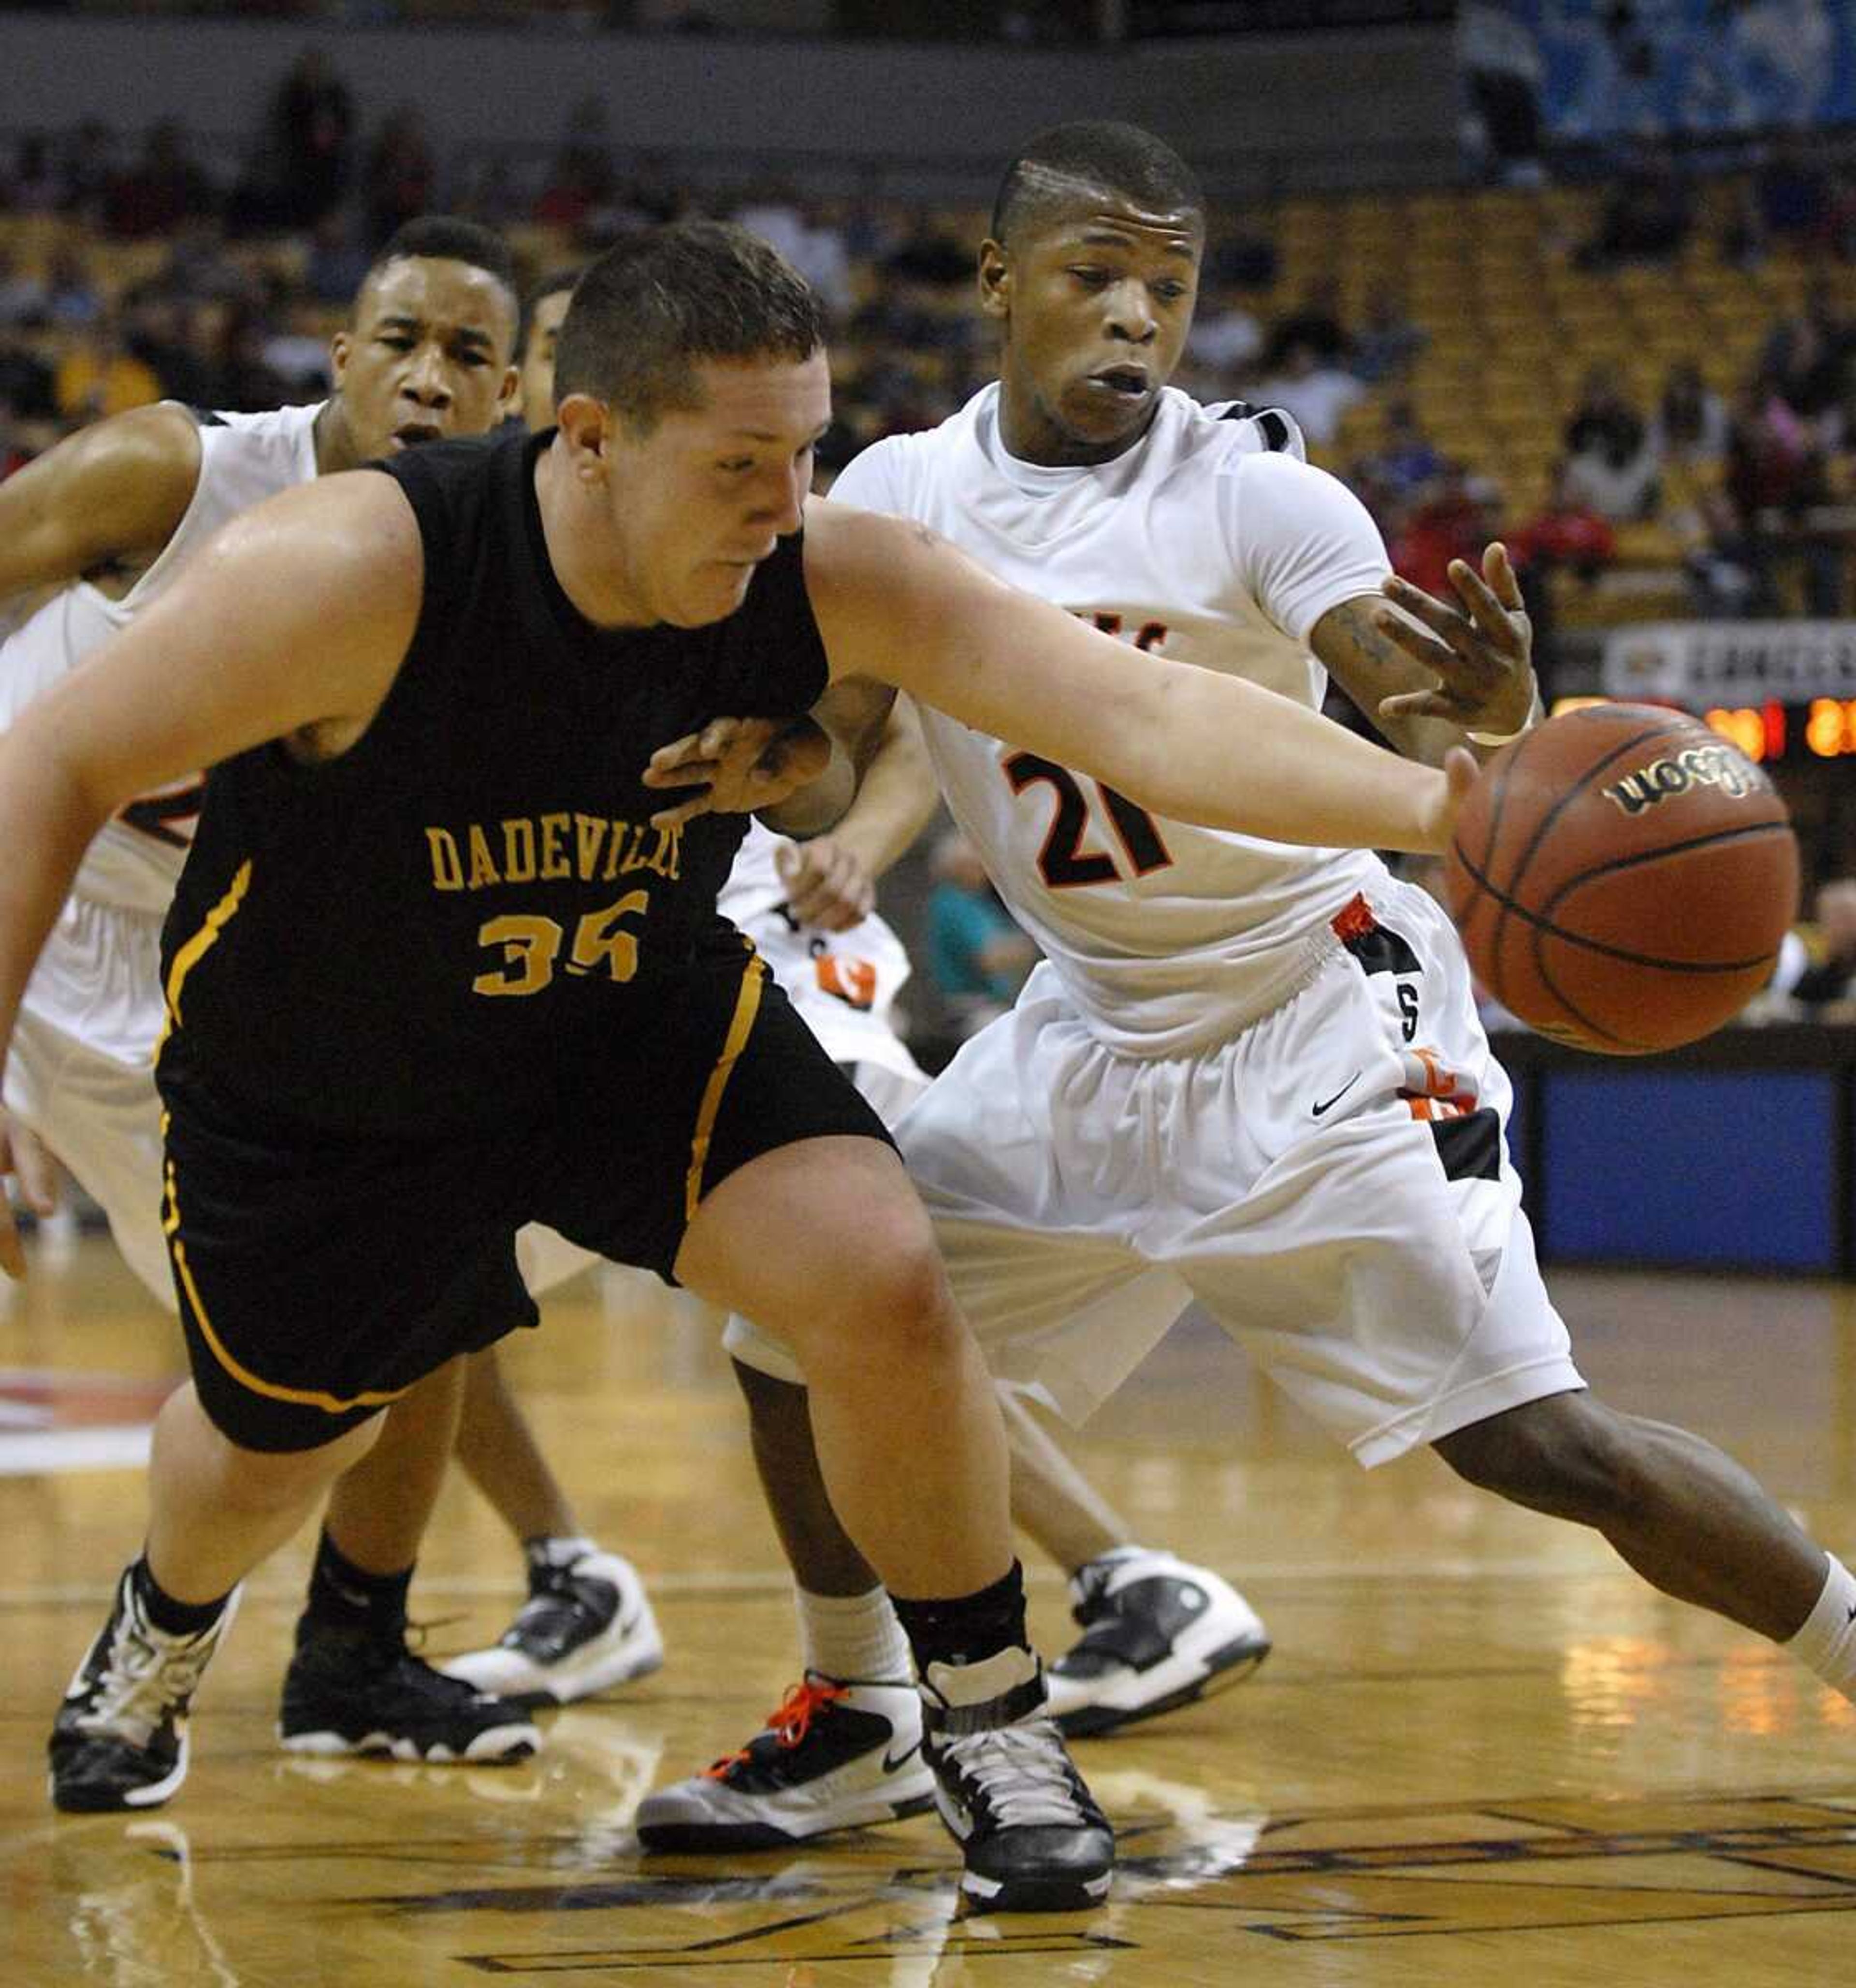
[990,122,1205,246]
[517,265,584,360]
[552,220,825,431]
[361,216,521,323]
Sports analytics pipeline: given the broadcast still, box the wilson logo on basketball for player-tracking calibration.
[1601,744,1758,817]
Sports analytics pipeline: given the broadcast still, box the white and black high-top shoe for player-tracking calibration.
[635,1672,934,1850]
[919,1648,1115,1914]
[442,1550,663,1706]
[1045,1551,1270,1737]
[49,1568,240,1813]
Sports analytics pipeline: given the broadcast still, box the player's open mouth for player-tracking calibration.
[1088,366,1151,398]
[391,422,444,449]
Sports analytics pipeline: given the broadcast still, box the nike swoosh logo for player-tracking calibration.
[883,1740,922,1774]
[1311,1072,1362,1118]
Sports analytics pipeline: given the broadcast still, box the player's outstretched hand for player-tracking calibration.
[775,835,875,933]
[1375,542,1537,737]
[1423,746,1480,857]
[642,716,833,831]
[0,1109,58,1280]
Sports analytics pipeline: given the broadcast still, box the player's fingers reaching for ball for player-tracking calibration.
[1380,572,1487,660]
[1482,539,1526,613]
[1447,549,1530,656]
[1424,745,1481,853]
[1377,572,1536,734]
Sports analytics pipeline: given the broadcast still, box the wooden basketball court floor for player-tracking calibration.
[7,1238,1856,1987]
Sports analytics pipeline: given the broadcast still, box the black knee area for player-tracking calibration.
[1434,1393,1641,1526]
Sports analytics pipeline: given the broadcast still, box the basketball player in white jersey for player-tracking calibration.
[638,123,1856,1846]
[0,218,558,1804]
[441,274,1269,1745]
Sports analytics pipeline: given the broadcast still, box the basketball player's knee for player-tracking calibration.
[865,1241,959,1357]
[752,1192,958,1380]
[830,1218,959,1371]
[1436,1394,1642,1524]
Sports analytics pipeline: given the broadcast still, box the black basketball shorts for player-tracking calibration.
[158,944,892,1452]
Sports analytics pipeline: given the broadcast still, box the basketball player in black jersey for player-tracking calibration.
[443,267,1266,1758]
[0,222,1467,1913]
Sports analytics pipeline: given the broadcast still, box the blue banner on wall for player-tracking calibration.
[1495,1,1856,142]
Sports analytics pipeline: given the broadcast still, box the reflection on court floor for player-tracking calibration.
[9,1240,1856,1985]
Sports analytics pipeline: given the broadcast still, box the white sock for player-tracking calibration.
[1786,1552,1856,1699]
[795,1585,913,1684]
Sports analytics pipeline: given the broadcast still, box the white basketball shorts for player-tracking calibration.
[729,878,1582,1468]
[6,899,173,1302]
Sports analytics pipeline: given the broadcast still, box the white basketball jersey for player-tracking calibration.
[721,819,920,1083]
[828,383,1392,1056]
[0,401,322,915]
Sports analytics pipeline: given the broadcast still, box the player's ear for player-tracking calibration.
[495,363,521,420]
[328,328,351,386]
[555,392,611,477]
[977,239,1011,322]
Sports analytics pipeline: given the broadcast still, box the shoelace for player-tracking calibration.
[78,1620,217,1751]
[936,1718,1088,1830]
[703,1676,847,1781]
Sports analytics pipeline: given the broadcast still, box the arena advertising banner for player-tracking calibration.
[1603,620,1856,704]
[1492,0,1856,141]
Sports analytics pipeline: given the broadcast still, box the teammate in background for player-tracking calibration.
[441,271,1271,1759]
[0,217,549,1801]
[638,125,1856,1844]
[0,221,1467,1913]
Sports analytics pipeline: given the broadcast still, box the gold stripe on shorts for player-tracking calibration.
[161,1131,410,1417]
[684,945,767,1223]
[158,858,252,1051]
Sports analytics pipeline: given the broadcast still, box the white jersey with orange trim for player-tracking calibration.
[0,401,322,920]
[727,385,1581,1466]
[827,382,1390,1057]
[720,820,923,1093]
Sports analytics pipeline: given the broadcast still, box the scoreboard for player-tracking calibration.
[1551,695,1856,765]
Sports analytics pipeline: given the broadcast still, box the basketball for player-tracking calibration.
[1443,704,1799,1054]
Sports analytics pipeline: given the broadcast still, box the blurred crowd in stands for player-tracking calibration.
[7,53,1856,1035]
[14,72,1856,648]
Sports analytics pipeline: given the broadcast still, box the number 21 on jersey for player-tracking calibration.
[1002,612,1175,891]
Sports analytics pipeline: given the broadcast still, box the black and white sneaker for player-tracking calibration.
[635,1673,934,1850]
[441,1549,663,1706]
[920,1652,1115,1914]
[1045,1551,1270,1738]
[279,1623,541,1763]
[49,1567,240,1813]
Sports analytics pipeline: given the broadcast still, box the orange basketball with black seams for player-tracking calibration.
[1443,704,1799,1054]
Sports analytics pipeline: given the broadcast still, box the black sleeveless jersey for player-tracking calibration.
[157,425,830,1136]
